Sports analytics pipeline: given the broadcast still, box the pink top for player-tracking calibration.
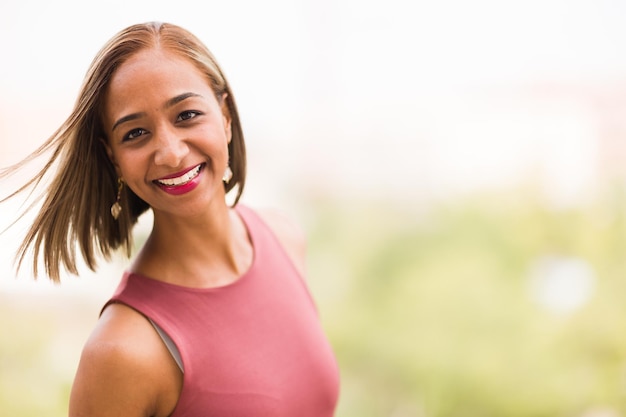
[104,205,340,416]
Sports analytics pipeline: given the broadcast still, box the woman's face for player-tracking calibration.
[103,47,232,219]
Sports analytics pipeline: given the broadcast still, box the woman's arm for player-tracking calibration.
[69,303,182,417]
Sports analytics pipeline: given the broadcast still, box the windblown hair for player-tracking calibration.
[0,22,247,282]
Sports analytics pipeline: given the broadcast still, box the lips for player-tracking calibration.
[154,164,204,195]
[155,164,203,187]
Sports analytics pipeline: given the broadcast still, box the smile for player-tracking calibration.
[156,164,203,187]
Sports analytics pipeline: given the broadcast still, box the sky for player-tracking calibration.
[2,0,626,194]
[1,0,626,290]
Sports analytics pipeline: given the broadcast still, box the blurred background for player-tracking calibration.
[2,0,626,416]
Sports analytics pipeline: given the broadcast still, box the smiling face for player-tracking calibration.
[103,47,232,219]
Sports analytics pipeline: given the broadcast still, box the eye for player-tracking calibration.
[123,128,148,141]
[177,110,201,122]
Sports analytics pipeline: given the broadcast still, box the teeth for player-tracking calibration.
[157,165,201,186]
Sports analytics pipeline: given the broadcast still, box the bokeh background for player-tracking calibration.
[2,0,626,416]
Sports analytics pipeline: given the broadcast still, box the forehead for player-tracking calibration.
[107,48,211,97]
[104,48,214,115]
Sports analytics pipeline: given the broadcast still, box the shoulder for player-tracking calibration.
[69,303,181,417]
[252,206,308,278]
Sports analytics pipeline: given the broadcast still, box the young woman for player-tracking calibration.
[1,22,339,416]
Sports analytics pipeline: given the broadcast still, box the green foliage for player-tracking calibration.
[305,186,626,417]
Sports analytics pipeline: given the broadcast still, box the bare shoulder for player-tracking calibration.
[254,206,308,278]
[69,303,181,417]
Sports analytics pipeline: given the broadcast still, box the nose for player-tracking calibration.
[152,126,188,167]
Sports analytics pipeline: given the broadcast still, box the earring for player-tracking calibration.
[223,165,233,184]
[110,177,124,220]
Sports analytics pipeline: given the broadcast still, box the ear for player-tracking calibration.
[220,93,232,144]
[100,137,121,176]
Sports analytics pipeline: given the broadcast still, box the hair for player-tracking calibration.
[0,22,247,282]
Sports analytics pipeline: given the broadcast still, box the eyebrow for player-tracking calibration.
[111,92,204,132]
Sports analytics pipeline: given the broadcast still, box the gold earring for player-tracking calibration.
[223,165,233,184]
[110,178,124,220]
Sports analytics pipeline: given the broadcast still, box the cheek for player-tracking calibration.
[114,151,145,178]
[197,125,229,152]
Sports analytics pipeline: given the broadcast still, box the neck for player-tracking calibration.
[131,203,252,288]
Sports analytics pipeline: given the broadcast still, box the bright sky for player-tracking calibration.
[1,0,626,290]
[2,0,626,188]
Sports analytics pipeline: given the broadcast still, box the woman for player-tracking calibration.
[1,22,339,416]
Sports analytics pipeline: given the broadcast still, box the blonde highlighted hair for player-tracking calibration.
[0,22,246,282]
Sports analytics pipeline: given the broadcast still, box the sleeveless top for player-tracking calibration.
[103,205,340,416]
